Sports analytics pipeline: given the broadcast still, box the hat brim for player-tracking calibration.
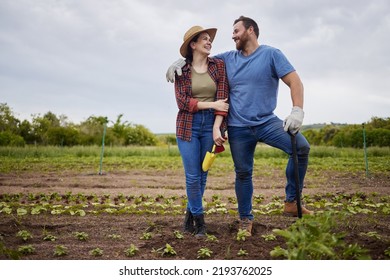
[180,28,217,58]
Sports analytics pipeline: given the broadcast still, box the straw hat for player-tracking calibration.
[180,26,217,57]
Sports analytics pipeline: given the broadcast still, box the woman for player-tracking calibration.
[174,26,229,238]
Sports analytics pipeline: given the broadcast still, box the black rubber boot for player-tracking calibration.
[183,209,195,233]
[193,214,206,238]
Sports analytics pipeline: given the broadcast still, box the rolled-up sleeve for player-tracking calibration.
[210,59,229,117]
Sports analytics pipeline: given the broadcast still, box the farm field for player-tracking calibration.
[0,145,389,260]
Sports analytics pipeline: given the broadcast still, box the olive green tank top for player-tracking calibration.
[191,67,216,102]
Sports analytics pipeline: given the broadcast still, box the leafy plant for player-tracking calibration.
[153,243,177,257]
[17,207,28,216]
[73,231,89,241]
[236,229,250,241]
[197,247,213,259]
[384,247,390,258]
[89,247,103,257]
[359,231,381,240]
[108,234,122,240]
[162,243,176,256]
[237,248,248,257]
[173,230,184,239]
[206,234,219,242]
[124,244,139,257]
[16,230,33,241]
[342,244,370,260]
[140,232,152,240]
[262,233,277,241]
[18,245,35,255]
[53,245,68,256]
[270,212,370,260]
[43,234,57,241]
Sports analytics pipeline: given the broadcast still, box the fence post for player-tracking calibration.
[362,123,369,178]
[99,123,107,175]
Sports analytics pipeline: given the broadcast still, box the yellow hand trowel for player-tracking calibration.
[202,144,225,172]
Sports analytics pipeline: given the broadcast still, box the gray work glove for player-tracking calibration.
[166,58,186,83]
[283,106,304,134]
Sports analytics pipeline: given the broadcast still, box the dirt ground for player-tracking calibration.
[0,169,389,260]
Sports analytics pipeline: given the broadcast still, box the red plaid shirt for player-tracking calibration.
[174,57,229,141]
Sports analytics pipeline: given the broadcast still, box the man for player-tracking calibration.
[166,16,312,236]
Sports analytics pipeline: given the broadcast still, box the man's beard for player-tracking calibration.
[235,32,249,51]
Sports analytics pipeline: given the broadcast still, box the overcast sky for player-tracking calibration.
[1,0,389,133]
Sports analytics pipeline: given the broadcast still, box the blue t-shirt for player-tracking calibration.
[215,45,295,127]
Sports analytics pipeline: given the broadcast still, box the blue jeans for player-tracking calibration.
[228,116,310,220]
[177,110,215,216]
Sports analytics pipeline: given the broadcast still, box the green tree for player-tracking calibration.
[0,103,20,134]
[0,103,25,146]
[111,114,129,145]
[78,116,110,145]
[125,124,157,146]
[47,126,80,146]
[367,117,390,129]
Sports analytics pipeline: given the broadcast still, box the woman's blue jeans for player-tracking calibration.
[228,116,310,220]
[177,110,214,216]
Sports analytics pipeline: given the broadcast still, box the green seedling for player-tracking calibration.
[162,243,176,256]
[17,207,28,216]
[359,231,381,240]
[253,194,264,204]
[153,243,177,257]
[89,247,103,257]
[261,234,277,241]
[43,234,57,241]
[73,231,89,241]
[124,244,139,257]
[108,234,122,240]
[173,230,184,239]
[197,247,213,259]
[18,245,35,255]
[237,248,248,257]
[384,247,390,258]
[16,230,33,242]
[206,234,218,242]
[53,245,68,257]
[236,229,250,241]
[140,232,152,240]
[342,243,371,260]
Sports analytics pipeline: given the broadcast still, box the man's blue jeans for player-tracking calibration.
[177,110,214,216]
[228,116,310,220]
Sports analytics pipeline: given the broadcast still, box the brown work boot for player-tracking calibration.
[284,201,314,217]
[239,218,253,236]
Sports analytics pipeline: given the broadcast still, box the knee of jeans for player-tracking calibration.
[236,170,252,181]
[298,143,310,156]
[186,173,200,185]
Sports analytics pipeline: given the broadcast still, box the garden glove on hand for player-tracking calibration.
[283,106,304,135]
[166,58,186,83]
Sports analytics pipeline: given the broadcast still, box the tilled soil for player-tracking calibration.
[0,170,389,260]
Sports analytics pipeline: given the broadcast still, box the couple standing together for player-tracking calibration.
[166,16,312,238]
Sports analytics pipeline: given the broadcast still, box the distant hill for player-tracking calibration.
[301,123,349,131]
